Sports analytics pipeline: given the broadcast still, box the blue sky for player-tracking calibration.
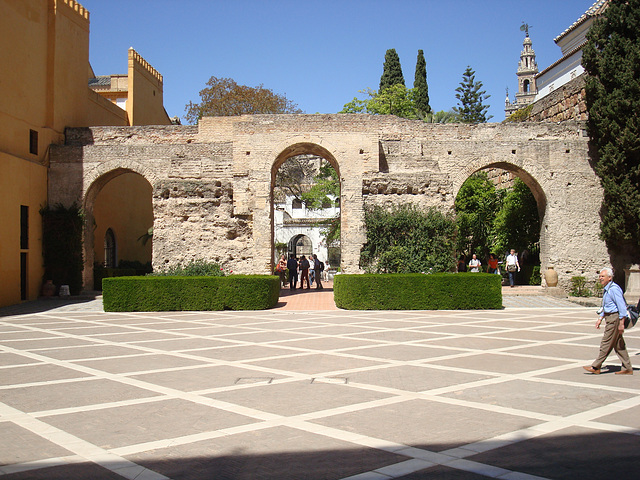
[80,0,595,123]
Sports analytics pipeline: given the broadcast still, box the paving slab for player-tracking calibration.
[0,303,638,479]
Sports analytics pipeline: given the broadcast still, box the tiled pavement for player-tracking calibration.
[0,292,639,479]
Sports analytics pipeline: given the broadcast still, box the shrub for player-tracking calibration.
[334,273,502,310]
[529,265,541,285]
[151,259,226,277]
[360,204,456,273]
[103,275,280,312]
[570,276,591,297]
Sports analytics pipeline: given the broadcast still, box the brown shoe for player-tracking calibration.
[615,369,633,375]
[583,366,601,374]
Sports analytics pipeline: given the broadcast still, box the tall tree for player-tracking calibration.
[453,66,492,123]
[583,0,640,260]
[340,85,417,119]
[493,179,540,255]
[413,49,431,118]
[185,76,302,123]
[379,48,405,91]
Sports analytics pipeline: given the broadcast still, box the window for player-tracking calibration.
[20,205,28,249]
[292,198,303,209]
[104,228,116,268]
[20,253,27,301]
[29,130,38,155]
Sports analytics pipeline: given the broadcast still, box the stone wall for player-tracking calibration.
[529,74,587,122]
[50,115,610,292]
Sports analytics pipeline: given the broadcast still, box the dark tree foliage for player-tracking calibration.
[583,0,640,258]
[453,66,492,123]
[413,49,431,117]
[493,179,540,255]
[185,76,302,123]
[360,204,457,273]
[41,203,84,295]
[454,172,503,258]
[379,48,405,91]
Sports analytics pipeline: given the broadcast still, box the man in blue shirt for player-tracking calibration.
[584,268,633,375]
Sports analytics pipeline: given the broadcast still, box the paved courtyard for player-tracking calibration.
[1,295,639,479]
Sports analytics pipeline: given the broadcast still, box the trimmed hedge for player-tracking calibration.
[333,273,502,310]
[103,275,280,312]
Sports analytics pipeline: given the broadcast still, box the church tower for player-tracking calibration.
[505,25,539,118]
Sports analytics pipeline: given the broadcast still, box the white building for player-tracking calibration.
[534,0,608,101]
[274,195,340,269]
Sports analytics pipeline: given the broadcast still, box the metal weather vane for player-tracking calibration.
[520,22,532,36]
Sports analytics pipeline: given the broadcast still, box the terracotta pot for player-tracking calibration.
[41,280,55,297]
[545,266,558,287]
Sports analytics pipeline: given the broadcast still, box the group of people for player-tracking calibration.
[458,249,521,287]
[275,254,325,290]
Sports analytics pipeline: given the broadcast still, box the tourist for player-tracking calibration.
[299,255,311,289]
[487,253,499,274]
[468,254,481,272]
[583,268,633,375]
[505,249,520,287]
[457,254,467,272]
[313,254,323,289]
[286,254,298,290]
[275,254,287,286]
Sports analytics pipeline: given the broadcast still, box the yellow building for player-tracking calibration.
[0,0,170,307]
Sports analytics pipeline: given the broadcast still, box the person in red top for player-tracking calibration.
[487,253,499,274]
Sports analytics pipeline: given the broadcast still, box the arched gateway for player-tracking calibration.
[49,115,608,291]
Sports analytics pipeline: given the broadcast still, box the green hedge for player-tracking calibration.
[103,275,280,312]
[334,273,502,310]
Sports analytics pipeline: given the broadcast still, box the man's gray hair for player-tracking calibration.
[600,267,614,278]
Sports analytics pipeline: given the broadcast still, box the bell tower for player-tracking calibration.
[505,24,539,118]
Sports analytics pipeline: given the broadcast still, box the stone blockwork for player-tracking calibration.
[529,74,587,122]
[50,115,609,292]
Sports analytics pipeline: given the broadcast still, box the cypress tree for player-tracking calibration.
[583,0,640,260]
[379,49,405,91]
[453,66,492,123]
[414,49,431,117]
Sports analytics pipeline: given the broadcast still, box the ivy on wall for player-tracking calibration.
[40,203,84,295]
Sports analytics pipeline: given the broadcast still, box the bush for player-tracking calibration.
[103,275,280,312]
[94,261,152,291]
[570,276,591,297]
[360,204,456,273]
[334,273,502,310]
[151,259,226,277]
[529,265,541,285]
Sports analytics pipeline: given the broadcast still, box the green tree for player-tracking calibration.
[360,204,457,273]
[493,179,540,255]
[185,76,302,123]
[455,172,503,257]
[340,85,417,119]
[424,110,458,123]
[379,48,405,91]
[583,0,640,259]
[413,49,431,118]
[453,66,492,123]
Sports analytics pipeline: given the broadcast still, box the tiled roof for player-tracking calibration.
[88,75,111,87]
[554,0,609,43]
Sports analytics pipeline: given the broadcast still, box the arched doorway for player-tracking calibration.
[271,143,341,273]
[454,163,546,285]
[84,169,153,289]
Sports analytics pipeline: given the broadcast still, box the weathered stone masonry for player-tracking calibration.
[50,114,609,292]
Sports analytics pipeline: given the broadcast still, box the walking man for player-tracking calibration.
[583,268,633,375]
[505,249,520,287]
[286,254,298,290]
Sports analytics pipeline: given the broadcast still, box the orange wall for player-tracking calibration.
[0,154,47,307]
[93,173,153,266]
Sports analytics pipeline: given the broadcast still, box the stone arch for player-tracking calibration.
[270,141,341,271]
[83,167,154,289]
[452,160,547,219]
[453,160,549,283]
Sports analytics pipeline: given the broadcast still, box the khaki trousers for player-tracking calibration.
[593,312,632,371]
